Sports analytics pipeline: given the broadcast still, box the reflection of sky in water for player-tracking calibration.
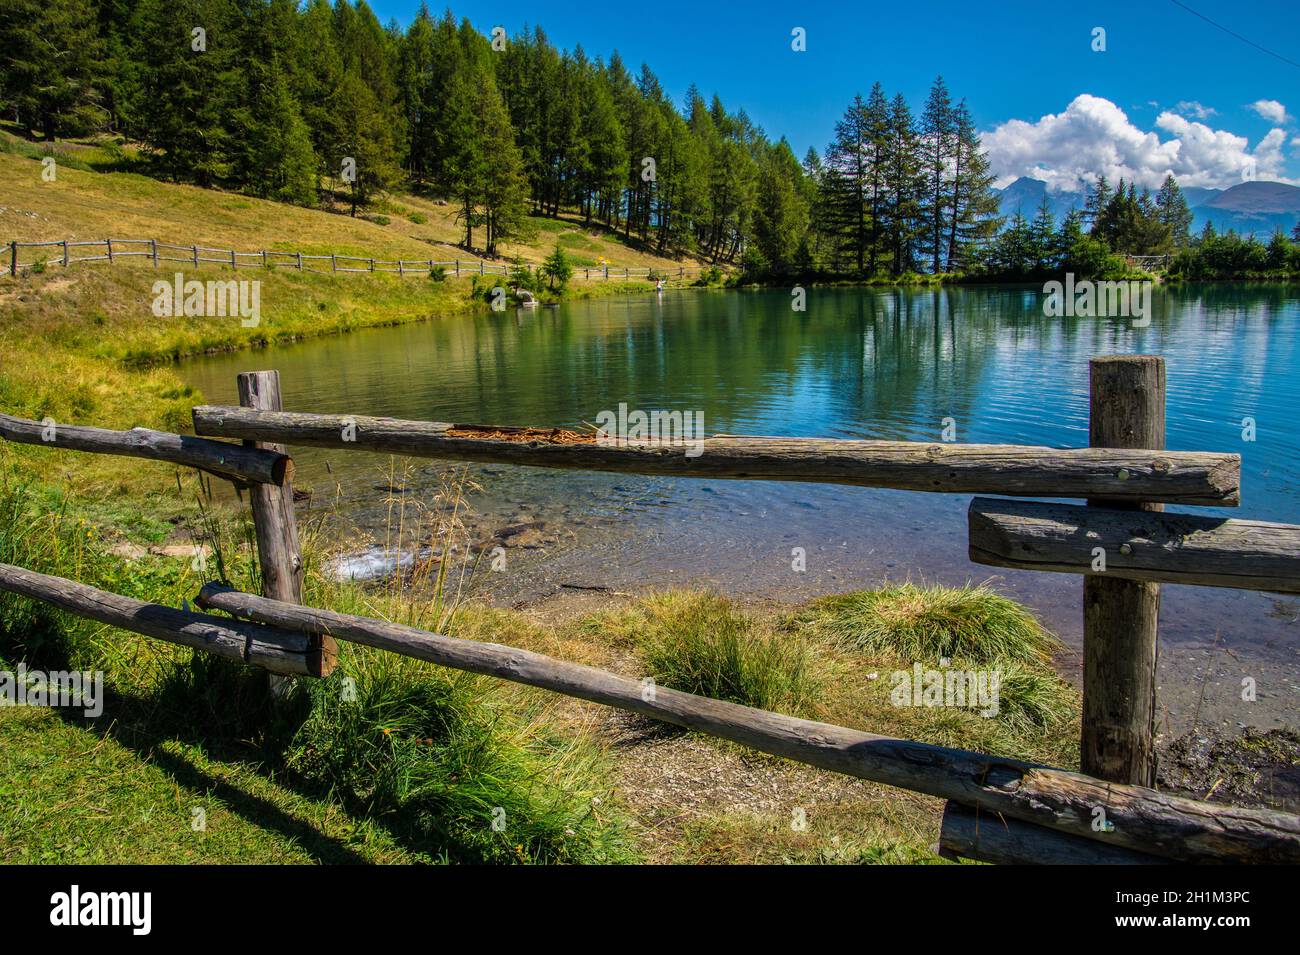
[180,285,1300,664]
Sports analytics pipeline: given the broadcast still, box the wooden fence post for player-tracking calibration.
[150,239,158,268]
[455,259,459,276]
[237,371,335,681]
[9,241,16,276]
[106,239,113,263]
[63,240,70,268]
[1082,355,1164,786]
[192,245,199,266]
[231,249,237,270]
[331,253,337,272]
[296,252,303,271]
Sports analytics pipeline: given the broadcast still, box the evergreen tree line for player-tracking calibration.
[0,0,815,263]
[800,77,1002,277]
[15,1,1283,280]
[1,0,1009,273]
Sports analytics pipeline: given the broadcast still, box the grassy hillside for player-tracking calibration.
[0,143,699,270]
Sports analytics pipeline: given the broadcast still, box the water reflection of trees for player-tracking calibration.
[180,284,1300,519]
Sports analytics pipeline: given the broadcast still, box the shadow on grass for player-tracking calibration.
[38,674,374,865]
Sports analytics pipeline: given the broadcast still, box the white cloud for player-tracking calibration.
[1175,100,1217,120]
[1248,99,1291,124]
[982,94,1298,192]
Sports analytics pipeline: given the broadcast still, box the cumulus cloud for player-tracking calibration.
[1175,100,1217,120]
[982,94,1297,192]
[1248,99,1291,124]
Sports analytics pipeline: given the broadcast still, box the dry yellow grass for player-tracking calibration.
[0,150,697,270]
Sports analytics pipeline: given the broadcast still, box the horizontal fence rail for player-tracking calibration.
[190,407,1243,506]
[969,497,1300,593]
[936,801,1166,865]
[193,582,1300,864]
[0,412,292,486]
[5,238,710,281]
[0,564,314,675]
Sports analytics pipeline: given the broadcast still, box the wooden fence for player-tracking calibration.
[2,358,1298,864]
[1126,254,1171,273]
[5,238,710,282]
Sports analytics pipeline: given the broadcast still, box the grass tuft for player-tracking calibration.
[286,652,633,863]
[789,581,1059,668]
[591,591,821,714]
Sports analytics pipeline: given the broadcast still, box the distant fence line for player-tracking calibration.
[1125,254,1171,273]
[5,238,710,281]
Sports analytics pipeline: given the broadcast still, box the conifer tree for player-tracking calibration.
[920,75,955,272]
[824,94,872,272]
[0,0,106,140]
[132,0,242,186]
[752,139,810,274]
[1083,175,1112,231]
[1155,174,1193,248]
[945,100,1002,270]
[882,93,924,275]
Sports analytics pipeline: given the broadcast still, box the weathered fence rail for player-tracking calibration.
[1,357,1296,865]
[936,801,1167,865]
[970,497,1300,594]
[0,564,314,675]
[190,408,1242,506]
[5,238,709,281]
[0,411,292,486]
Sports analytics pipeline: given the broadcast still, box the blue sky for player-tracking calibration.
[368,0,1300,190]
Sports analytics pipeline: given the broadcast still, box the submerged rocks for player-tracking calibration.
[326,517,574,582]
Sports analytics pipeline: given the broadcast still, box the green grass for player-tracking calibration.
[789,582,1058,667]
[286,652,630,863]
[0,707,417,864]
[673,804,954,865]
[581,591,822,714]
[0,473,636,864]
[784,582,1077,740]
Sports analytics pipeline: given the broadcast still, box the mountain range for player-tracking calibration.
[991,177,1300,238]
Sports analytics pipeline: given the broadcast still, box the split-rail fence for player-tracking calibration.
[2,357,1297,865]
[6,238,709,282]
